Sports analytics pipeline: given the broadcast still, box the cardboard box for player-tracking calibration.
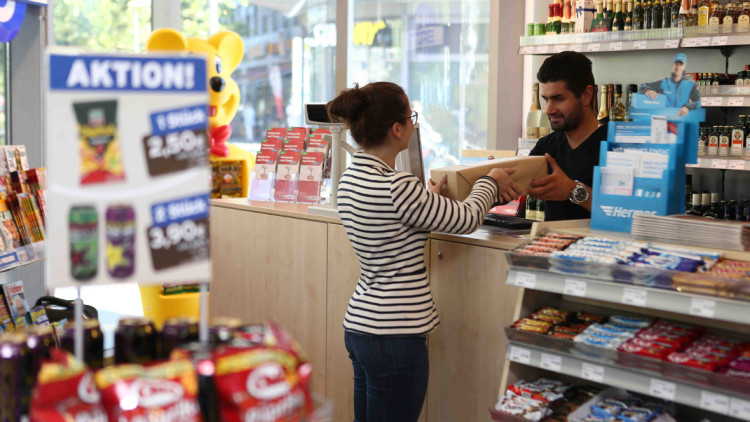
[429,155,548,201]
[575,0,595,33]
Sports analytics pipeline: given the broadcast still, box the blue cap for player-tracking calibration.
[674,53,687,64]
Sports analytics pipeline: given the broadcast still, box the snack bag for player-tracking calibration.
[30,349,107,422]
[73,100,125,185]
[95,359,202,422]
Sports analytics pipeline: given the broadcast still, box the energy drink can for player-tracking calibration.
[69,205,98,281]
[105,205,135,278]
[160,317,199,359]
[26,325,55,380]
[209,316,242,345]
[114,317,157,364]
[0,332,33,420]
[60,319,105,369]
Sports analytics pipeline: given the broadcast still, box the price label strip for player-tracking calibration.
[564,279,587,297]
[730,397,750,419]
[587,43,601,52]
[635,40,647,49]
[514,271,537,288]
[554,44,567,53]
[664,39,680,48]
[729,97,745,106]
[536,45,549,54]
[712,159,728,169]
[581,362,605,382]
[609,42,623,51]
[540,353,562,372]
[729,160,746,170]
[697,37,711,46]
[571,44,582,52]
[622,287,647,307]
[712,36,728,46]
[0,249,19,271]
[701,391,730,415]
[690,298,717,318]
[147,194,210,271]
[144,105,209,176]
[682,38,697,47]
[521,46,534,54]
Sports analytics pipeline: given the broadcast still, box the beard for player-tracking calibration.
[548,101,585,132]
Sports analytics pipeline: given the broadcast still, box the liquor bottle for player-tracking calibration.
[553,3,563,33]
[699,0,711,25]
[663,0,672,27]
[611,85,627,121]
[634,0,645,28]
[726,199,736,220]
[525,196,537,220]
[740,2,750,32]
[598,84,609,121]
[697,126,707,156]
[701,191,711,214]
[719,125,731,157]
[702,192,720,218]
[625,0,635,29]
[708,4,724,27]
[592,0,609,31]
[685,174,692,211]
[644,0,653,28]
[731,116,746,157]
[686,192,703,215]
[652,0,664,28]
[606,0,616,20]
[708,125,719,156]
[607,83,615,112]
[737,70,745,85]
[613,0,626,29]
[526,83,548,138]
[679,0,691,27]
[672,0,682,27]
[688,0,700,26]
[628,83,638,108]
[536,199,546,222]
[547,3,555,34]
[563,0,573,23]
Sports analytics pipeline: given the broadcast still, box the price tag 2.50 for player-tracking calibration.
[143,129,208,176]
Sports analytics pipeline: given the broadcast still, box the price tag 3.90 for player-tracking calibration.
[148,194,210,271]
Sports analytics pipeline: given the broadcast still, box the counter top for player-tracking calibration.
[210,199,529,250]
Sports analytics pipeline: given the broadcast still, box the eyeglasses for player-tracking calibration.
[408,111,418,125]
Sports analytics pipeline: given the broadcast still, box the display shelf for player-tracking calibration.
[505,340,750,420]
[687,157,750,170]
[519,38,681,55]
[0,241,45,273]
[699,95,750,108]
[506,268,750,325]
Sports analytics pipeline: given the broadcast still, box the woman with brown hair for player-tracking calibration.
[327,81,520,422]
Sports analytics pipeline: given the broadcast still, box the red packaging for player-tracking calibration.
[637,329,694,348]
[666,351,722,371]
[30,349,107,422]
[286,127,310,143]
[282,139,306,153]
[618,342,672,360]
[261,138,284,153]
[95,359,201,422]
[266,128,287,140]
[213,346,313,422]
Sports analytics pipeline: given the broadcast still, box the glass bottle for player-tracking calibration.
[732,116,746,157]
[663,0,673,27]
[644,0,653,28]
[611,85,627,121]
[525,196,537,221]
[699,0,711,25]
[741,2,750,32]
[686,192,703,215]
[628,84,638,109]
[613,0,626,29]
[547,4,555,34]
[708,3,724,26]
[625,0,635,29]
[719,125,731,157]
[598,85,609,121]
[672,0,682,26]
[607,83,615,112]
[689,0,700,26]
[685,174,693,211]
[607,0,616,21]
[553,3,563,33]
[698,126,708,156]
[536,199,546,222]
[634,0,645,28]
[738,70,746,85]
[702,192,721,218]
[653,0,664,28]
[708,125,720,156]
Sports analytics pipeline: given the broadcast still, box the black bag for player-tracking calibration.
[34,296,98,323]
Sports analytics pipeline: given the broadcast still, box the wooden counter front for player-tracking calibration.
[209,199,525,422]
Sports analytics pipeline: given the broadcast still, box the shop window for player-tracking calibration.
[351,1,490,172]
[52,0,152,51]
[181,0,336,150]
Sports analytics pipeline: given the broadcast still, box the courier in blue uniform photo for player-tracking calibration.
[639,53,701,116]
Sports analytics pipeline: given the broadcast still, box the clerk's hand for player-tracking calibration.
[487,167,522,204]
[644,89,659,100]
[527,154,577,201]
[428,175,448,195]
[678,106,689,116]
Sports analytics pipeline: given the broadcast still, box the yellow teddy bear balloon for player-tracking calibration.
[147,28,254,198]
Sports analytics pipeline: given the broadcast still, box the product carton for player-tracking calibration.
[429,155,548,202]
[575,0,596,33]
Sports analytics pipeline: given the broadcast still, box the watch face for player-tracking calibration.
[573,186,588,203]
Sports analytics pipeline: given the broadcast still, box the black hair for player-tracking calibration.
[537,51,595,98]
[326,82,409,149]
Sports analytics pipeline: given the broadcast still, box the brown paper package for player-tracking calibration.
[429,155,549,201]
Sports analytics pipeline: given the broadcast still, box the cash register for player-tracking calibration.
[482,195,535,229]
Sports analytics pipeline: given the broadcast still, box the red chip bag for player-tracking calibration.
[213,345,313,422]
[30,349,107,422]
[95,359,202,422]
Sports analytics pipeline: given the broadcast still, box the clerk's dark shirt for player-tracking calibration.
[529,125,607,221]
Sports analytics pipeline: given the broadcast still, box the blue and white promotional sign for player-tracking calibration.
[45,51,211,288]
[0,0,26,43]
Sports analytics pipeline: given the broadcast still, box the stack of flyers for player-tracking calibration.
[2,281,30,327]
[282,139,305,152]
[249,151,278,201]
[266,127,287,141]
[274,151,301,202]
[297,152,325,204]
[260,138,283,153]
[286,127,310,146]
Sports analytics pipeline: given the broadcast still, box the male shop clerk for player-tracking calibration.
[528,51,607,221]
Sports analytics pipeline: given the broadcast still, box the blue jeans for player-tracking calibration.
[344,331,429,422]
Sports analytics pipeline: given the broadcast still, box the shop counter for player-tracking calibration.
[209,198,528,422]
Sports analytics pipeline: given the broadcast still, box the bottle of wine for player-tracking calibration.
[625,0,634,29]
[607,83,615,113]
[671,0,681,27]
[536,199,546,222]
[526,83,542,138]
[703,193,720,218]
[644,0,653,29]
[613,0,625,29]
[662,0,672,27]
[525,196,537,221]
[598,85,609,121]
[633,0,645,28]
[686,192,703,215]
[652,0,664,28]
[689,0,700,26]
[611,85,627,121]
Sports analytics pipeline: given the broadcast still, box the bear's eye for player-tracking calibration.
[214,56,223,74]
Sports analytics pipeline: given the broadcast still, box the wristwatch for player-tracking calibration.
[569,180,589,204]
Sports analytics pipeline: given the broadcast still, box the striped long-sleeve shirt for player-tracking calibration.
[337,152,500,336]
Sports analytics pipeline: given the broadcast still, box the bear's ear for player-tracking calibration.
[208,31,244,73]
[147,28,189,52]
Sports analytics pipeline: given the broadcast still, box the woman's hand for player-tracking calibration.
[428,175,448,195]
[488,167,522,204]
